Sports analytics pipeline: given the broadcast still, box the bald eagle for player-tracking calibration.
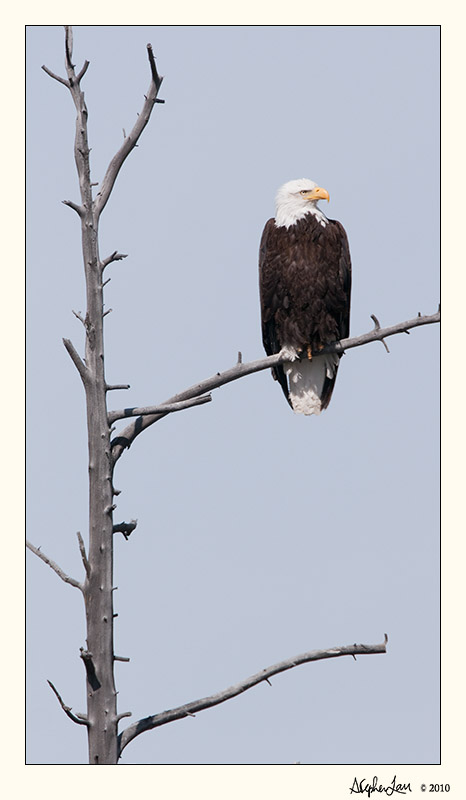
[259,178,352,415]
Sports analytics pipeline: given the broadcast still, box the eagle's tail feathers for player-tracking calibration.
[284,354,340,415]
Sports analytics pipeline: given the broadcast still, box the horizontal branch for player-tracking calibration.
[113,519,138,540]
[111,310,439,463]
[319,310,440,356]
[106,383,130,391]
[116,711,132,722]
[26,540,83,592]
[118,635,388,756]
[93,44,163,221]
[47,680,89,726]
[108,393,212,424]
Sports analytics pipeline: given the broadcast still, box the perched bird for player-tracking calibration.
[259,178,352,415]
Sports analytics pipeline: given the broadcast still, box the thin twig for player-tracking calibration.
[47,680,90,726]
[76,532,90,579]
[26,540,83,592]
[111,310,440,462]
[118,636,388,756]
[106,383,130,391]
[108,394,212,425]
[72,310,86,326]
[370,314,390,353]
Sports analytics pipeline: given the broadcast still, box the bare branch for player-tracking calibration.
[62,199,84,217]
[116,711,132,722]
[100,251,128,270]
[93,44,163,221]
[108,394,212,425]
[112,520,138,540]
[118,636,388,756]
[64,26,74,71]
[111,310,440,462]
[106,383,130,391]
[76,60,90,83]
[320,310,439,356]
[41,64,69,86]
[370,313,390,353]
[114,656,131,663]
[63,338,89,385]
[26,540,83,592]
[47,680,89,726]
[76,532,90,579]
[146,43,161,85]
[80,649,101,691]
[72,309,86,326]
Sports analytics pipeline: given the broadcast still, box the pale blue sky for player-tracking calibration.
[26,25,439,765]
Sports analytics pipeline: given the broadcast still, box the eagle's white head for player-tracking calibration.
[274,178,330,229]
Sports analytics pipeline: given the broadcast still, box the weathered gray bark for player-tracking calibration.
[39,26,163,765]
[110,310,440,462]
[63,26,117,765]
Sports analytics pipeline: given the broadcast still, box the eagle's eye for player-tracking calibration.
[300,190,309,195]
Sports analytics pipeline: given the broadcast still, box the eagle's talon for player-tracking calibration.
[307,345,313,361]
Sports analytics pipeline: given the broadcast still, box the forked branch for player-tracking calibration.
[111,310,440,462]
[118,635,388,756]
[47,680,89,727]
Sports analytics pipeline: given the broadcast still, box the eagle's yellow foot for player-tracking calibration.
[307,345,313,361]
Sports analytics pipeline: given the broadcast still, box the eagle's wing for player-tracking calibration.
[318,219,352,410]
[332,219,352,340]
[259,218,291,405]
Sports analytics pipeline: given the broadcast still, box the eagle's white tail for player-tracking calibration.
[285,353,339,415]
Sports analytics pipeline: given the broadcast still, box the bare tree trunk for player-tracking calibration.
[35,26,163,765]
[61,28,118,764]
[80,213,118,764]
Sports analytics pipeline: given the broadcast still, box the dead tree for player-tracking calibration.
[27,27,439,765]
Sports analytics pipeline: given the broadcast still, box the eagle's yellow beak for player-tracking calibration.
[305,186,330,202]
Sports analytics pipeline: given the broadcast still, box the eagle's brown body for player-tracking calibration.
[259,211,352,411]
